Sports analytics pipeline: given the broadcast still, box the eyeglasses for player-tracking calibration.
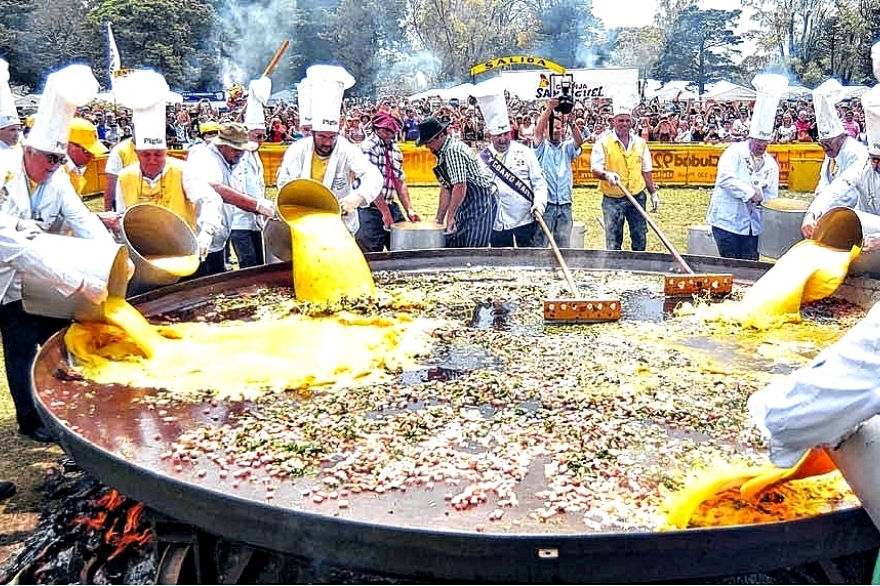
[44,153,68,165]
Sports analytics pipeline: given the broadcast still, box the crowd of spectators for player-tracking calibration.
[62,88,867,151]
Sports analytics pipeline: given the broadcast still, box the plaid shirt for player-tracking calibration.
[434,136,494,190]
[361,135,404,204]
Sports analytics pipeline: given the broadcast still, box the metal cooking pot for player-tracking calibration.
[122,203,198,295]
[757,198,809,259]
[263,218,292,263]
[21,233,130,322]
[813,206,880,277]
[389,221,446,251]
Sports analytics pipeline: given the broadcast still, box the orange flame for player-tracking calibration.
[95,489,125,511]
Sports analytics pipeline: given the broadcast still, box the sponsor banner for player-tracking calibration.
[498,67,639,101]
[181,91,226,102]
[81,143,826,196]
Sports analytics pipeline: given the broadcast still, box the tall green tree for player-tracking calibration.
[651,6,742,94]
[88,0,217,90]
[403,0,536,82]
[607,26,662,84]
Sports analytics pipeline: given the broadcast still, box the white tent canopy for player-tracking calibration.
[702,81,756,102]
[648,80,699,101]
[269,89,296,104]
[94,90,182,104]
[840,85,870,100]
[409,82,475,103]
[782,85,811,100]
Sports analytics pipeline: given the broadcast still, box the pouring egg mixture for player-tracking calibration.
[65,202,434,401]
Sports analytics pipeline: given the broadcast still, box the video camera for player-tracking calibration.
[555,79,574,114]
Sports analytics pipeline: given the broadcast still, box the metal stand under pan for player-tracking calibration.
[31,248,880,584]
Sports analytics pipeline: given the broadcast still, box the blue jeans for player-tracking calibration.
[229,229,264,268]
[356,202,406,253]
[533,203,573,247]
[491,222,538,247]
[712,226,759,261]
[601,193,647,251]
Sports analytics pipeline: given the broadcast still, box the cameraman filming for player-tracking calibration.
[533,93,584,248]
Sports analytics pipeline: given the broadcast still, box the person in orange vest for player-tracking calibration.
[64,117,108,196]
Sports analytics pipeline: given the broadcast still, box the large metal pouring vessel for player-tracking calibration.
[31,249,880,583]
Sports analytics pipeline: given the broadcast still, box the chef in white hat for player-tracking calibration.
[275,64,381,235]
[799,83,880,252]
[0,59,21,150]
[473,77,547,247]
[705,73,786,260]
[800,79,868,238]
[226,76,273,268]
[297,77,313,137]
[0,63,117,442]
[591,92,658,252]
[111,69,225,269]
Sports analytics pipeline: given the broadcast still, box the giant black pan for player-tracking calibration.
[31,249,880,583]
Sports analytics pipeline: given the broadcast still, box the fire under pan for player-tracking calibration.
[32,249,880,583]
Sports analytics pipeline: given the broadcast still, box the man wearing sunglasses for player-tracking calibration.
[0,64,115,443]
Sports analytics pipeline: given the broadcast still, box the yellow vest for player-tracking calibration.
[117,163,197,230]
[116,138,139,170]
[63,167,87,196]
[598,133,648,197]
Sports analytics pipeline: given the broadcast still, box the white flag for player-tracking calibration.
[107,22,121,88]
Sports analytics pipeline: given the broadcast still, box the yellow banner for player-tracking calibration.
[470,56,566,77]
[81,142,826,197]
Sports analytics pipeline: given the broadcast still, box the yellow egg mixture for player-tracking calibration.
[65,205,434,401]
[685,239,860,329]
[666,238,862,528]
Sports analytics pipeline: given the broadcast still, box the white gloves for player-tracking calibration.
[196,230,214,261]
[531,202,546,217]
[77,275,108,305]
[340,194,365,217]
[650,191,661,213]
[15,218,42,240]
[255,199,277,218]
[604,172,621,186]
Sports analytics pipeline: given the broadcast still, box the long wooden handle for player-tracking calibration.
[262,40,290,78]
[617,184,694,275]
[534,212,581,298]
[235,40,290,123]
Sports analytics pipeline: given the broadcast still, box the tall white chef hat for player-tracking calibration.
[114,69,169,151]
[26,64,99,154]
[245,76,272,131]
[812,78,845,141]
[611,93,638,119]
[861,84,880,156]
[0,59,19,129]
[472,76,509,135]
[297,77,313,128]
[749,73,789,140]
[305,64,355,132]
